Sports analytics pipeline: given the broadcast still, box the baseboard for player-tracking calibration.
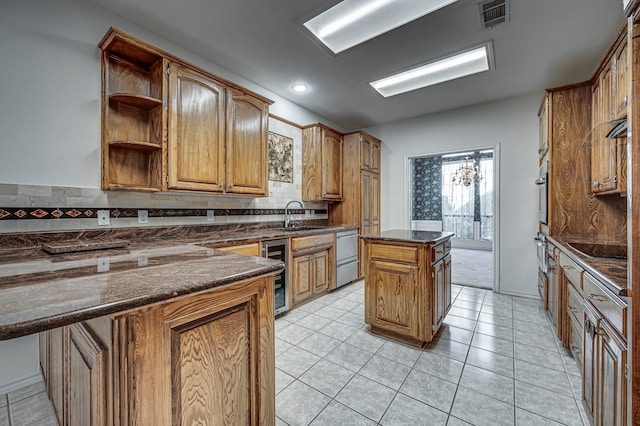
[0,372,43,395]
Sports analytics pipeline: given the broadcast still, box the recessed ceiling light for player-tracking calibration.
[303,0,459,54]
[291,83,309,93]
[369,43,494,97]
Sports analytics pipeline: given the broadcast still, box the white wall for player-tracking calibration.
[365,93,540,298]
[0,0,341,391]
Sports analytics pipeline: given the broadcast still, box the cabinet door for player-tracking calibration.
[592,64,617,193]
[225,88,268,195]
[370,139,381,173]
[583,305,599,423]
[547,257,558,334]
[49,327,65,426]
[361,137,372,170]
[615,41,628,118]
[444,253,452,314]
[433,258,446,331]
[292,254,313,306]
[66,323,108,426]
[369,259,419,340]
[313,250,329,295]
[597,320,627,426]
[321,128,343,200]
[168,63,226,192]
[121,277,275,425]
[39,331,49,386]
[371,172,380,234]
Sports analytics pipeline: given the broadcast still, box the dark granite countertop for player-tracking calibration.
[0,222,356,340]
[548,235,627,297]
[361,229,454,245]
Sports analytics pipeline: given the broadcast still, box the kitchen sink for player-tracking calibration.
[567,242,627,260]
[281,226,325,232]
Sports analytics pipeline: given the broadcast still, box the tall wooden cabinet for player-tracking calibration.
[329,131,381,277]
[99,27,271,196]
[301,123,343,201]
[40,276,276,425]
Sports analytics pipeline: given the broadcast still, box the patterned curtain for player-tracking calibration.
[442,161,474,239]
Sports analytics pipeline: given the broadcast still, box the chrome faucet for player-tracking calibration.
[284,200,304,228]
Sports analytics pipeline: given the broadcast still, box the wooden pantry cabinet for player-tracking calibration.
[301,123,343,201]
[329,131,381,278]
[99,28,271,196]
[40,276,276,425]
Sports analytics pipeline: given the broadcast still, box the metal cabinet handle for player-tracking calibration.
[594,180,600,189]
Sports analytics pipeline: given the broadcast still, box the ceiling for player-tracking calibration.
[90,0,625,130]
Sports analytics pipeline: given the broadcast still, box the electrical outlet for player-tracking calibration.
[138,254,148,267]
[138,209,148,224]
[97,257,110,272]
[207,210,215,222]
[97,210,110,226]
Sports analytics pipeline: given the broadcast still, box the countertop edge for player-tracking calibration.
[548,235,627,298]
[0,261,284,341]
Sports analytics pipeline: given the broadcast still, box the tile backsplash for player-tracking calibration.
[0,117,327,234]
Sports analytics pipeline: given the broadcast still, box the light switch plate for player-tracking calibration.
[97,210,110,226]
[97,257,110,272]
[207,210,215,222]
[138,210,148,224]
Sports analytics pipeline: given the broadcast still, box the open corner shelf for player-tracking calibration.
[108,140,162,151]
[109,93,162,110]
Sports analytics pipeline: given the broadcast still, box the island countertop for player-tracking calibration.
[0,222,357,341]
[361,229,454,245]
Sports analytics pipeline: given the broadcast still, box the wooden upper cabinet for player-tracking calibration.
[99,27,272,196]
[225,88,269,196]
[168,63,226,192]
[302,124,343,201]
[614,40,628,118]
[361,134,381,172]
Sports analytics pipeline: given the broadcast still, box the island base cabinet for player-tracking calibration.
[116,276,275,425]
[41,276,275,425]
[364,239,451,348]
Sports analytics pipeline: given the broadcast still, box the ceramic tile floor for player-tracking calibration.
[275,280,589,426]
[0,381,57,426]
[0,281,588,426]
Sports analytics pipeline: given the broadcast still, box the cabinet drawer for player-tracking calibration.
[368,243,418,264]
[569,315,583,367]
[583,273,627,336]
[292,234,334,252]
[558,251,583,289]
[432,240,451,262]
[216,243,261,257]
[567,282,583,327]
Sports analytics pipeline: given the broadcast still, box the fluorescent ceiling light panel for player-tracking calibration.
[369,44,493,97]
[304,0,459,54]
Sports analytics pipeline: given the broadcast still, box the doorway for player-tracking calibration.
[408,147,498,290]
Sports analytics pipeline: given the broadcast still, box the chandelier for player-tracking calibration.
[452,156,483,186]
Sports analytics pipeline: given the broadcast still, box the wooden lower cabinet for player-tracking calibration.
[583,301,628,426]
[364,238,451,347]
[291,250,329,307]
[40,275,275,425]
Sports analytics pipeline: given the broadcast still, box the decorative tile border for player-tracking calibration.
[0,207,325,221]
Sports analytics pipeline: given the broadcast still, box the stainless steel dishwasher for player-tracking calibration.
[336,230,359,288]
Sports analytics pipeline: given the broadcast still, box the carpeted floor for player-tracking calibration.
[450,248,494,289]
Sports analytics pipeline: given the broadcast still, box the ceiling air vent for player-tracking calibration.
[479,0,508,29]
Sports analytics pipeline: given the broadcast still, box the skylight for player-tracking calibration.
[303,0,459,54]
[369,43,494,97]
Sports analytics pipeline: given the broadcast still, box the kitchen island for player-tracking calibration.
[0,222,356,426]
[362,230,454,347]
